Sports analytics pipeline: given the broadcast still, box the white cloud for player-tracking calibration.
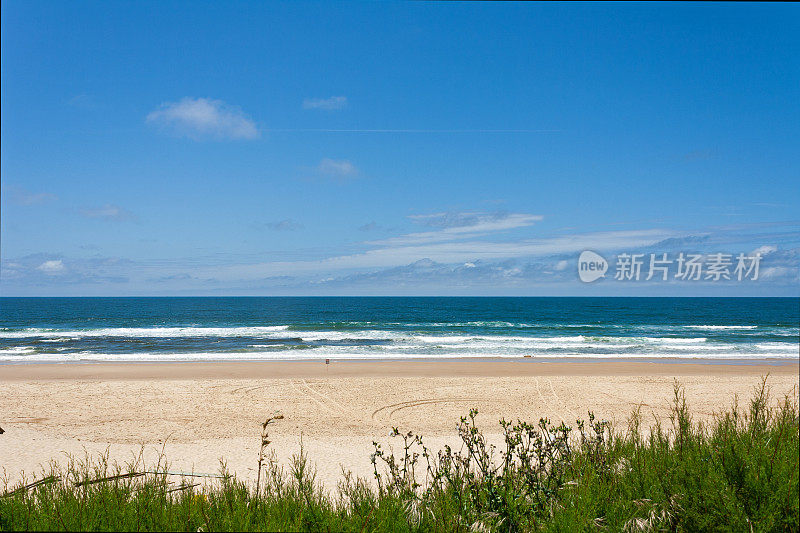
[409,212,499,228]
[303,96,347,110]
[325,229,673,270]
[369,212,543,246]
[317,158,358,177]
[2,254,132,287]
[759,266,798,281]
[197,228,676,282]
[751,245,777,256]
[554,260,569,271]
[37,260,65,274]
[80,204,136,222]
[146,97,259,140]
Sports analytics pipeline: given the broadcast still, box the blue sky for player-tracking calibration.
[1,1,798,296]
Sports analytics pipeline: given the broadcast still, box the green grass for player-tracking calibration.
[1,378,797,532]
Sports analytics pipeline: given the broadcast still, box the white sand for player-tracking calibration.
[1,360,797,491]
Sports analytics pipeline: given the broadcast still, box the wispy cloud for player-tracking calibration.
[358,222,379,231]
[332,229,673,270]
[409,212,498,228]
[650,235,711,249]
[302,244,800,291]
[269,128,559,134]
[317,158,358,178]
[302,96,347,110]
[752,245,778,256]
[265,219,304,231]
[1,254,132,286]
[370,211,543,246]
[146,97,259,140]
[4,185,58,206]
[300,257,576,290]
[252,239,800,292]
[198,227,676,283]
[6,227,797,295]
[146,273,195,283]
[80,204,137,222]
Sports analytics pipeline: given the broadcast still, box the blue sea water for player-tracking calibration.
[0,297,797,363]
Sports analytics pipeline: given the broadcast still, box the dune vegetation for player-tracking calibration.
[2,379,797,532]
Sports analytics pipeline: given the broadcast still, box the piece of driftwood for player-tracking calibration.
[74,472,146,487]
[1,475,59,498]
[166,483,201,493]
[146,471,228,479]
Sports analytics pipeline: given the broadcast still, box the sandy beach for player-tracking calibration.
[1,359,798,490]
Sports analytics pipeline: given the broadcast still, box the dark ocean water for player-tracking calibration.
[0,297,797,362]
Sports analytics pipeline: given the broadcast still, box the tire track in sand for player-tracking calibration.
[549,378,580,422]
[535,377,566,425]
[372,397,490,421]
[289,380,337,414]
[299,379,348,414]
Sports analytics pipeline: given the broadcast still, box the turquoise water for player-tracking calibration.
[0,297,797,362]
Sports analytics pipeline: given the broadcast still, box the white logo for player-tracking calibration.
[578,250,608,283]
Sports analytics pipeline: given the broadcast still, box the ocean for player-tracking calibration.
[0,297,797,363]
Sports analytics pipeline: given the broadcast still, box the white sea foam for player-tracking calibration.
[639,337,707,344]
[0,346,36,355]
[684,325,758,330]
[0,326,291,339]
[1,325,797,363]
[754,342,800,351]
